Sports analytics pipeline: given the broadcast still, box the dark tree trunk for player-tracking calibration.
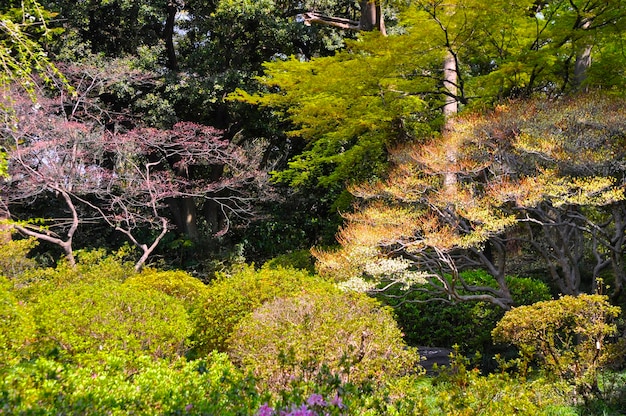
[168,197,199,240]
[164,2,179,70]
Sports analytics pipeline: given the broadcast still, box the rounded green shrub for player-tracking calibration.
[262,250,316,273]
[31,278,193,363]
[193,265,333,354]
[493,294,623,397]
[15,249,137,301]
[124,268,208,309]
[228,286,420,391]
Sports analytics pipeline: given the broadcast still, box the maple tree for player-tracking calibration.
[1,81,263,270]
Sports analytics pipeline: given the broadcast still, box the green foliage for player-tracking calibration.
[0,235,38,280]
[46,0,168,57]
[0,1,66,96]
[13,249,136,300]
[193,265,332,355]
[0,276,36,367]
[30,277,193,363]
[0,352,264,415]
[493,294,624,397]
[419,352,576,416]
[262,250,316,273]
[377,270,552,353]
[228,285,420,391]
[124,268,208,310]
[232,30,441,190]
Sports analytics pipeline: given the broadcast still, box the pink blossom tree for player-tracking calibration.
[1,87,265,270]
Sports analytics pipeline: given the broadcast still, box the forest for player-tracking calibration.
[2,0,626,414]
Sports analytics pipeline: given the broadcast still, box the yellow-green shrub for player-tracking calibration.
[31,278,193,363]
[14,249,137,301]
[492,294,623,396]
[124,268,208,309]
[0,235,38,281]
[228,286,420,391]
[0,276,36,366]
[193,265,332,354]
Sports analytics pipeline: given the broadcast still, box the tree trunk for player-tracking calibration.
[164,2,179,70]
[572,17,593,91]
[359,1,386,35]
[442,51,459,193]
[167,197,199,240]
[574,43,592,91]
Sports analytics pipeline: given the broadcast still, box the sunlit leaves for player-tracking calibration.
[493,294,623,396]
[316,93,626,303]
[232,30,440,188]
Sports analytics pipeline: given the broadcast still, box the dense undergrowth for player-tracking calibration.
[1,241,626,415]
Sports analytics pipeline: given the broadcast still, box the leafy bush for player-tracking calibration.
[124,268,208,309]
[375,270,552,353]
[0,276,36,366]
[13,249,137,301]
[31,278,193,363]
[0,352,264,415]
[0,235,38,281]
[413,354,576,416]
[193,265,334,354]
[492,294,623,397]
[228,286,420,391]
[262,250,316,273]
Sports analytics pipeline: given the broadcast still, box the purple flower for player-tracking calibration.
[257,403,275,416]
[286,404,316,416]
[306,393,326,408]
[184,404,193,412]
[330,394,345,409]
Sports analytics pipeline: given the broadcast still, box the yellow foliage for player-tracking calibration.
[315,94,626,292]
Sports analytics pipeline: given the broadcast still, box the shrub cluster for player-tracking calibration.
[0,246,623,414]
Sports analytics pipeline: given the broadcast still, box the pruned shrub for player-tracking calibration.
[31,278,193,363]
[14,249,137,302]
[0,235,38,281]
[492,294,623,397]
[228,286,420,391]
[124,268,208,309]
[262,250,316,273]
[0,276,36,366]
[193,265,334,355]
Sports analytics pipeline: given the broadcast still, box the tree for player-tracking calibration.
[301,0,387,34]
[232,30,444,189]
[314,94,626,308]
[0,1,64,96]
[1,83,264,270]
[1,1,68,241]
